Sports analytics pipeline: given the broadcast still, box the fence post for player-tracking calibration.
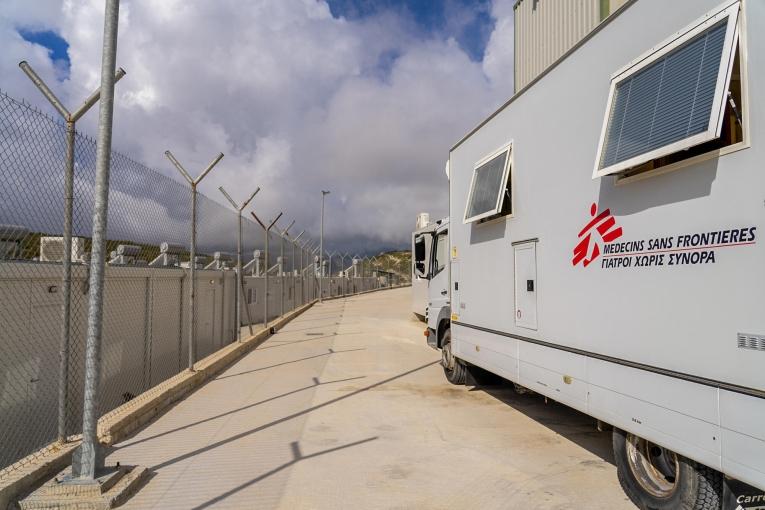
[319,190,330,302]
[291,230,304,305]
[251,211,282,328]
[18,60,125,446]
[71,0,120,479]
[165,150,224,371]
[218,186,259,341]
[278,220,294,317]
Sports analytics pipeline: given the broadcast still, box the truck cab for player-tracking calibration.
[411,217,435,320]
[424,218,449,350]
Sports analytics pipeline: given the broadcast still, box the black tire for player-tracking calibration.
[440,329,466,385]
[612,428,722,510]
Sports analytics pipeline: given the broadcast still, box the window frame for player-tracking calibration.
[412,233,430,279]
[592,0,741,178]
[463,142,513,224]
[430,230,448,278]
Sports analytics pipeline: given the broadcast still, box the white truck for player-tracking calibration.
[437,0,765,508]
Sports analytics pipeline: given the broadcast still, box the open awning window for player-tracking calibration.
[593,1,740,178]
[463,145,512,224]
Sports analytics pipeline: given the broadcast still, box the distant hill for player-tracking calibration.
[372,250,411,277]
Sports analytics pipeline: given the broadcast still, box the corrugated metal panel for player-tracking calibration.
[514,0,601,91]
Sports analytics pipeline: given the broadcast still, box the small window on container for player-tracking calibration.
[463,144,512,224]
[594,1,743,179]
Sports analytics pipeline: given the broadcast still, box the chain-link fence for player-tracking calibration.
[0,89,400,479]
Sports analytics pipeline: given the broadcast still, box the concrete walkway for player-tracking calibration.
[108,288,635,509]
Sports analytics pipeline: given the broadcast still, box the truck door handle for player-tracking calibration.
[441,290,447,295]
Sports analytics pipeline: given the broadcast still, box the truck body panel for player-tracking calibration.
[448,0,764,489]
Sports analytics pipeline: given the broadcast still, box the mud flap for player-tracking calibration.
[465,364,503,387]
[724,477,765,509]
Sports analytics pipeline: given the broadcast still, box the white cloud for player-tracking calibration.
[483,0,515,93]
[2,0,514,254]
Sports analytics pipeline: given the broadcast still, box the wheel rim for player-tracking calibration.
[625,433,680,499]
[441,341,455,371]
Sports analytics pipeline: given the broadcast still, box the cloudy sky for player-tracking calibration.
[1,0,514,254]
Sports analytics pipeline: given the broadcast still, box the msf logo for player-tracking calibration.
[572,203,623,267]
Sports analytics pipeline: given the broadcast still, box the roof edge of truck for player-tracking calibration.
[449,0,638,154]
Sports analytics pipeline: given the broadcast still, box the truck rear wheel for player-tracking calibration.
[441,329,466,385]
[612,428,721,509]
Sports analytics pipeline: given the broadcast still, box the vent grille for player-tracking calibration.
[737,333,765,351]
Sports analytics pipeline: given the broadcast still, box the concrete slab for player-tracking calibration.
[107,288,635,509]
[19,465,148,510]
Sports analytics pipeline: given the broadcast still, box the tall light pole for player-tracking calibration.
[319,190,330,302]
[18,59,125,446]
[218,185,259,341]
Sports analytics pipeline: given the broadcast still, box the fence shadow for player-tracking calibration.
[190,437,379,509]
[148,361,438,471]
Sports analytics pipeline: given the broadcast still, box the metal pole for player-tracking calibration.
[58,121,75,443]
[189,186,197,365]
[251,211,281,328]
[219,186,259,341]
[292,230,304,305]
[277,219,294,316]
[166,151,224,371]
[319,190,330,302]
[237,212,242,337]
[73,0,120,479]
[19,60,125,445]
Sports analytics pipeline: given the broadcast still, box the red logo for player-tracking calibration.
[572,203,623,267]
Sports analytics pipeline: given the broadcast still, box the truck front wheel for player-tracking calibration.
[441,329,466,385]
[612,428,721,509]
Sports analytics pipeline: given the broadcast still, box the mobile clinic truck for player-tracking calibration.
[440,0,764,508]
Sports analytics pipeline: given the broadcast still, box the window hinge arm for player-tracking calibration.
[727,91,743,128]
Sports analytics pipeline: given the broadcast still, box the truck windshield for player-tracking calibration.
[432,232,447,276]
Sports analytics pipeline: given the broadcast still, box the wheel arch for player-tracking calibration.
[436,307,451,348]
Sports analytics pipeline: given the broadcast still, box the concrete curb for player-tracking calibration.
[0,299,318,510]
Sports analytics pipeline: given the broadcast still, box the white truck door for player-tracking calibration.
[427,230,449,332]
[514,241,538,330]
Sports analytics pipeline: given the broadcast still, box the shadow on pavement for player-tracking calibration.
[190,437,379,509]
[112,375,367,451]
[214,348,366,381]
[149,361,438,471]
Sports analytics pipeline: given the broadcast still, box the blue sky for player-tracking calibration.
[18,28,70,79]
[327,0,494,61]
